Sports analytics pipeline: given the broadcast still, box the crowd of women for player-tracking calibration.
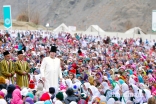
[0,30,156,104]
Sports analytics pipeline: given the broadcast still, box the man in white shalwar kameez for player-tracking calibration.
[40,45,62,91]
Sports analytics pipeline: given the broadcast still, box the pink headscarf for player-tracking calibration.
[0,91,4,98]
[119,66,126,70]
[149,77,155,82]
[14,45,18,49]
[11,89,23,104]
[131,64,136,69]
[152,90,156,96]
[60,82,67,91]
[151,86,156,93]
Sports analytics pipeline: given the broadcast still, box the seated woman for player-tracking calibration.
[65,79,73,89]
[98,81,111,101]
[82,82,90,94]
[88,85,100,104]
[129,84,143,104]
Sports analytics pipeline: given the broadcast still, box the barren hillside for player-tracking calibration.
[0,0,156,32]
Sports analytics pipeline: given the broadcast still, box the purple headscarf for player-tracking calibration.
[96,72,103,83]
[25,97,34,104]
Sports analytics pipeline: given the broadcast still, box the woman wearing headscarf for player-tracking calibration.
[107,98,115,104]
[128,69,133,76]
[82,82,90,94]
[35,83,44,101]
[129,84,143,104]
[11,89,23,104]
[109,81,120,101]
[137,70,144,83]
[68,73,77,84]
[33,74,41,88]
[99,81,111,101]
[25,97,34,104]
[65,79,73,88]
[5,84,16,104]
[129,75,136,85]
[0,99,7,104]
[142,89,152,103]
[109,69,115,80]
[138,83,148,89]
[118,79,125,85]
[88,76,94,85]
[88,85,100,104]
[119,81,130,104]
[95,72,103,83]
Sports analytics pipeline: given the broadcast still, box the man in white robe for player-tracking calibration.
[40,45,62,91]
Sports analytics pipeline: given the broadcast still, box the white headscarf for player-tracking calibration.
[83,82,90,93]
[129,75,136,85]
[121,83,130,104]
[111,83,120,99]
[84,82,90,89]
[107,98,115,104]
[130,84,143,103]
[88,86,100,97]
[121,83,129,93]
[69,101,77,104]
[101,82,109,93]
[139,83,148,89]
[99,95,106,102]
[88,85,100,103]
[0,99,7,104]
[112,83,120,93]
[143,89,152,100]
[34,75,41,85]
[65,79,72,88]
[131,84,139,93]
[55,100,63,104]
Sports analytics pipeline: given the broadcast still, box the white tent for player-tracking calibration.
[85,25,105,33]
[53,23,70,32]
[125,27,145,35]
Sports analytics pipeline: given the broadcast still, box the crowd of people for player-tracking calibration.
[0,30,156,104]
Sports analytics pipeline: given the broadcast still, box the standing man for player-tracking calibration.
[15,51,30,88]
[40,45,62,91]
[0,51,15,84]
[0,38,3,47]
[0,38,4,60]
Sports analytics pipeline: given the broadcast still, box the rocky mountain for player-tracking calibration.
[0,0,156,33]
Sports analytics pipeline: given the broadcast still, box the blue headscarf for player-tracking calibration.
[108,78,114,84]
[118,79,125,85]
[106,72,111,79]
[138,75,144,83]
[63,70,68,77]
[128,69,133,75]
[44,100,52,104]
[18,43,23,51]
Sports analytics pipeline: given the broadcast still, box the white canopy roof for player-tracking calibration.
[53,23,70,32]
[125,27,145,35]
[85,25,105,33]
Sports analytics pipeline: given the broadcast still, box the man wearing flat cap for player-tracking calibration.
[40,45,62,91]
[14,50,30,87]
[0,51,15,84]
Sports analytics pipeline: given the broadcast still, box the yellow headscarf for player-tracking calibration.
[88,76,94,85]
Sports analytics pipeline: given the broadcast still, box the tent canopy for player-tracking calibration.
[125,27,146,35]
[85,25,105,33]
[53,23,70,32]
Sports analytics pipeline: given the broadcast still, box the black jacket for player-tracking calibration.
[64,95,79,104]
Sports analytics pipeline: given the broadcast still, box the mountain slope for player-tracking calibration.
[0,0,156,32]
